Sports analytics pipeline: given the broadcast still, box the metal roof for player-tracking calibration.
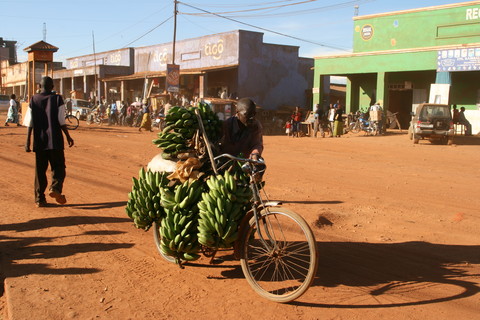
[23,40,59,52]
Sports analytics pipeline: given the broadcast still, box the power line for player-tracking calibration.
[181,0,373,18]
[122,16,173,48]
[62,3,172,56]
[178,1,350,51]
[183,0,319,15]
[186,0,304,9]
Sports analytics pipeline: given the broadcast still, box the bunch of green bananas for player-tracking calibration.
[157,179,204,262]
[196,102,222,142]
[126,168,170,230]
[152,106,198,159]
[197,170,253,248]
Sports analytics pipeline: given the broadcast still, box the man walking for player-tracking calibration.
[25,76,74,207]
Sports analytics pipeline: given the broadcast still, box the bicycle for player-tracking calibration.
[386,111,402,132]
[86,109,103,125]
[152,154,318,302]
[65,113,79,130]
[152,108,317,302]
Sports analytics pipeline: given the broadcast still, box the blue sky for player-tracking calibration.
[1,0,467,63]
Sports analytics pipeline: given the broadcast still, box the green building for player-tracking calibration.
[313,1,480,132]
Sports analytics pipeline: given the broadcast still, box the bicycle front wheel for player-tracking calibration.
[240,207,318,303]
[65,115,79,130]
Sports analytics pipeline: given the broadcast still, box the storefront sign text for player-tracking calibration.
[204,39,224,60]
[466,8,480,20]
[153,49,169,66]
[437,47,480,71]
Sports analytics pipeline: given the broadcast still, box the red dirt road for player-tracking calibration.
[0,122,479,320]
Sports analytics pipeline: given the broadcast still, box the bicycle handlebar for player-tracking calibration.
[213,153,265,166]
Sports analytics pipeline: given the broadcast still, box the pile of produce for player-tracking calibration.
[126,102,256,264]
[197,169,252,248]
[158,179,203,262]
[125,168,170,230]
[152,103,222,160]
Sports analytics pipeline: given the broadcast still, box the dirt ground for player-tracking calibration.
[0,119,479,320]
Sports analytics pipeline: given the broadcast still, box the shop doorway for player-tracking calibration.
[388,89,413,129]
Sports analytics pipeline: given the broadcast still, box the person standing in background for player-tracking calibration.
[109,100,118,125]
[333,103,344,138]
[119,101,127,126]
[312,104,322,138]
[327,104,336,137]
[139,99,153,132]
[285,120,292,137]
[452,104,459,123]
[458,107,472,136]
[291,107,302,138]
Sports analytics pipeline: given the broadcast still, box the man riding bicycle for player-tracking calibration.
[219,98,263,161]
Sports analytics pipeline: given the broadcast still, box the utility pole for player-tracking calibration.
[93,31,97,103]
[166,0,180,95]
[172,0,178,64]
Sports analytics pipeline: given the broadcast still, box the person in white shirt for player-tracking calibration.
[4,94,19,126]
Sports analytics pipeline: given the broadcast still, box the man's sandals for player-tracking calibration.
[49,191,67,205]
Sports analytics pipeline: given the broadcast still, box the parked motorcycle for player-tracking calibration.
[351,111,380,135]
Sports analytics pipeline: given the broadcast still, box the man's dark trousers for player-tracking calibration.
[34,149,66,203]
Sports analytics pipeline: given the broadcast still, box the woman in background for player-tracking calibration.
[5,94,20,126]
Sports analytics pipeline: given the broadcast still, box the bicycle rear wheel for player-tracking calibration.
[240,207,318,303]
[65,115,79,130]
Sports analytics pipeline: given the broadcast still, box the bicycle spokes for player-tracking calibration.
[242,209,317,301]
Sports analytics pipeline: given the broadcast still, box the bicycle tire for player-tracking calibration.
[240,207,318,303]
[65,115,79,130]
[152,221,177,264]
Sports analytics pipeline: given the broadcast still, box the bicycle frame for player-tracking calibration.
[194,109,281,256]
[214,154,281,255]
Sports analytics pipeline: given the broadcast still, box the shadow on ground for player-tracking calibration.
[215,240,479,308]
[0,215,133,296]
[451,135,480,146]
[64,201,128,210]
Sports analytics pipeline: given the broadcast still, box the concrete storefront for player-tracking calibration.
[1,30,313,111]
[55,30,313,110]
[313,1,480,133]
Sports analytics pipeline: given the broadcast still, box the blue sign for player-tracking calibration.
[437,47,480,71]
